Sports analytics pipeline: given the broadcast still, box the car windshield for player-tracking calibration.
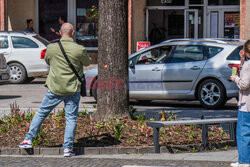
[33,35,50,46]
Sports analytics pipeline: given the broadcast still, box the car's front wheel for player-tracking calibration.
[197,79,227,109]
[8,63,27,84]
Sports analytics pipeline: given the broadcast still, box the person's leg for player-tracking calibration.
[63,92,80,150]
[25,90,63,141]
[237,111,250,164]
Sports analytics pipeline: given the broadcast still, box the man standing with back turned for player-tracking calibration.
[19,23,91,157]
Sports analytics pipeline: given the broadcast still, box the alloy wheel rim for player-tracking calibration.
[10,66,22,81]
[201,83,221,106]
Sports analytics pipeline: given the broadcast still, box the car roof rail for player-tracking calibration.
[161,38,246,44]
[0,31,35,35]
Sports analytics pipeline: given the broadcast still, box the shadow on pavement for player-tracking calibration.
[0,95,21,99]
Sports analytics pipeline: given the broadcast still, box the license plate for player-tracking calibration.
[1,74,9,80]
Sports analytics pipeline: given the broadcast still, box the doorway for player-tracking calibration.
[207,6,240,38]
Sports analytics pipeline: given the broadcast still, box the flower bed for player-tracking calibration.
[0,103,231,150]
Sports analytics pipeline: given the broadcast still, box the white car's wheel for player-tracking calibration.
[9,63,27,84]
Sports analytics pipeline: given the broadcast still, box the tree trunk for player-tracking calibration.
[95,0,129,120]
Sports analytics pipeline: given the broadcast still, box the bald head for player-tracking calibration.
[59,23,74,37]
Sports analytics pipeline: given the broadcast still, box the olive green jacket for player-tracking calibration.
[45,37,91,96]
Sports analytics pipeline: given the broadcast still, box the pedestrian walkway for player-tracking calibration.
[0,149,238,167]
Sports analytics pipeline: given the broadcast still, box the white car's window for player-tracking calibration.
[0,36,9,49]
[169,45,204,63]
[11,36,39,48]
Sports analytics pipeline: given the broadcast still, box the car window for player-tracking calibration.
[33,35,50,46]
[169,45,204,63]
[226,45,243,60]
[0,36,9,49]
[135,46,173,65]
[11,36,39,48]
[205,46,223,59]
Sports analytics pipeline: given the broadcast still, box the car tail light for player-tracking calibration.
[41,49,47,59]
[228,64,240,75]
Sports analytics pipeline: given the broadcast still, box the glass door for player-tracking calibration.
[207,7,240,38]
[184,9,198,38]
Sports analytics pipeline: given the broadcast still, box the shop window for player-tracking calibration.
[208,0,240,5]
[147,0,185,6]
[39,0,67,42]
[76,0,98,47]
[224,12,240,39]
[148,10,184,45]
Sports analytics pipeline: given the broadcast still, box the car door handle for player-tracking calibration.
[190,66,201,70]
[152,67,161,71]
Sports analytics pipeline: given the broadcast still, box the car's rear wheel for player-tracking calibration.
[9,63,27,84]
[197,79,227,109]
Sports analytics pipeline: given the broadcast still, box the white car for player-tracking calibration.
[0,32,49,83]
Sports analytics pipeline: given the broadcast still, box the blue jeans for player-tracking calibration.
[237,110,250,164]
[25,90,81,150]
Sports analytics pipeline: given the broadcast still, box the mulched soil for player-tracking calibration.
[0,111,230,148]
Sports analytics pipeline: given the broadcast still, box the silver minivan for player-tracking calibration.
[85,39,243,109]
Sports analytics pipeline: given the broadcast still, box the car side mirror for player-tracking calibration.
[129,61,135,68]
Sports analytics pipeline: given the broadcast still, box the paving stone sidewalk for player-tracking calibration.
[0,157,231,167]
[0,150,237,167]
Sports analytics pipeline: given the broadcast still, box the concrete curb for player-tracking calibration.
[0,141,236,155]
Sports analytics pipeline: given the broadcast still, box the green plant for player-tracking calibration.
[0,125,8,133]
[159,110,177,121]
[93,104,97,109]
[32,128,47,146]
[129,105,137,120]
[191,147,198,152]
[24,111,34,122]
[114,122,124,141]
[84,107,90,119]
[135,113,146,126]
[58,108,65,117]
[188,131,196,139]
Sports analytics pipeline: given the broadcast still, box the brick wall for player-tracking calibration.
[0,0,6,31]
[241,0,250,40]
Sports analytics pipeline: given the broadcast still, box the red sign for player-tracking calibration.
[137,41,151,51]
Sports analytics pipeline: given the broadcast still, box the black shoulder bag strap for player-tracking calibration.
[58,41,86,96]
[58,41,83,83]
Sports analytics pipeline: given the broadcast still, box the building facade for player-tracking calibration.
[0,0,249,54]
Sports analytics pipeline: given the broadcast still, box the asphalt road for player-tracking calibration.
[0,77,238,120]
